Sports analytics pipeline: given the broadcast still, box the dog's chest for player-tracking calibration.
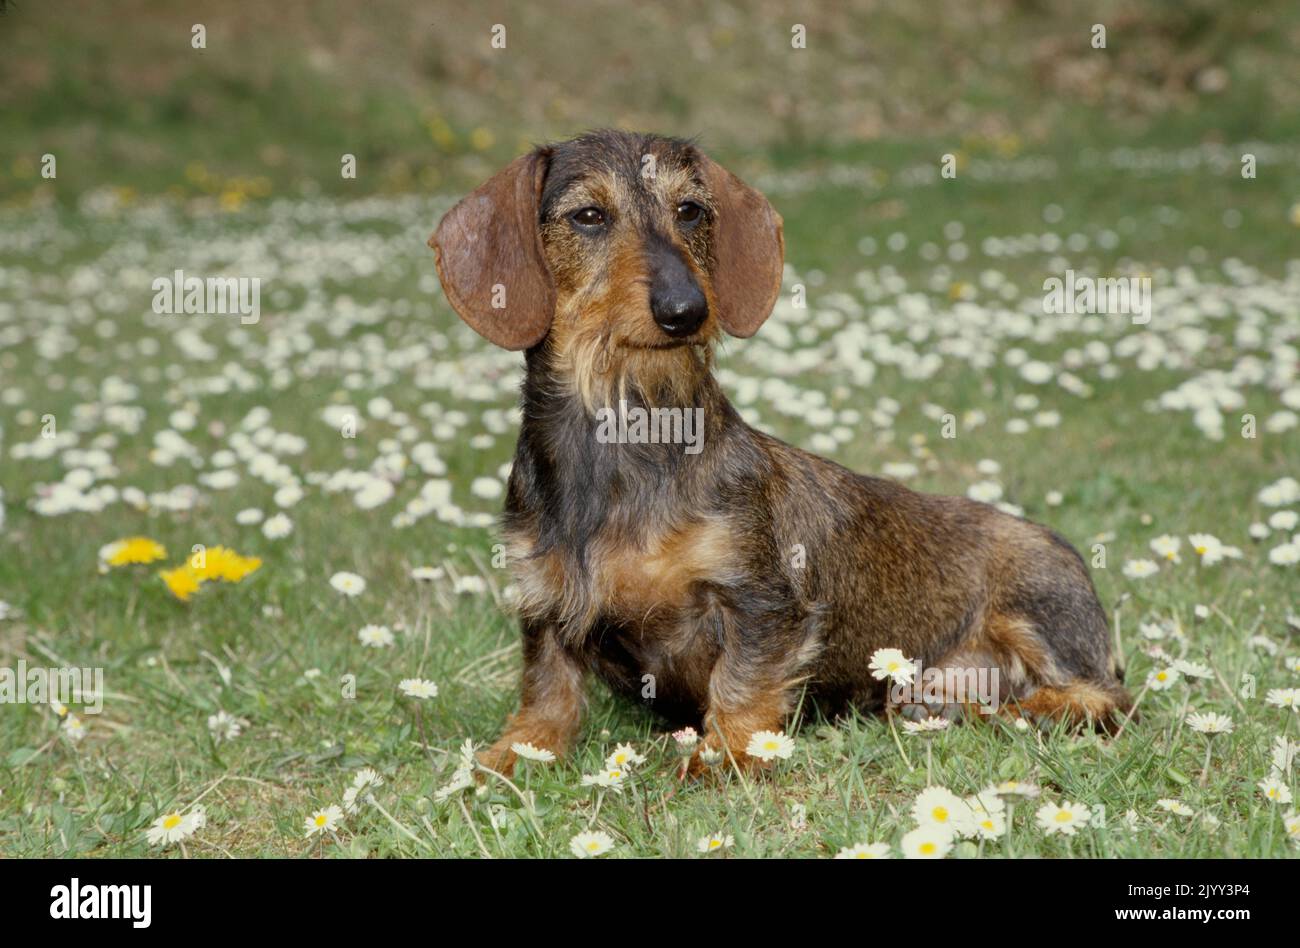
[505,517,738,635]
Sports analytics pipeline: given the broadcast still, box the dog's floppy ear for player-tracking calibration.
[429,150,555,350]
[700,155,784,338]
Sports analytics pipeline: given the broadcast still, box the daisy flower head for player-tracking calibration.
[912,786,973,834]
[698,747,723,768]
[357,624,395,648]
[1149,534,1181,563]
[581,768,627,791]
[1185,711,1233,735]
[262,513,293,539]
[1174,659,1213,680]
[1146,667,1181,691]
[1270,543,1300,566]
[304,804,345,837]
[605,742,646,770]
[1187,533,1221,559]
[697,833,734,854]
[993,779,1041,799]
[1268,510,1299,531]
[1036,800,1092,836]
[1188,534,1241,566]
[746,729,795,762]
[965,790,1006,817]
[1122,559,1159,580]
[902,716,951,736]
[353,767,384,791]
[672,727,699,753]
[329,571,366,597]
[399,678,438,699]
[1266,688,1300,712]
[1258,777,1293,805]
[834,842,892,859]
[1283,812,1300,844]
[453,575,488,595]
[570,830,614,858]
[512,741,556,763]
[901,825,954,859]
[433,767,475,802]
[62,714,86,742]
[969,809,1007,840]
[410,566,444,582]
[869,647,916,684]
[207,709,245,741]
[145,809,204,846]
[1157,799,1195,817]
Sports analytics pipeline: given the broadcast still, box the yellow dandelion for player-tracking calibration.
[100,537,167,567]
[197,546,262,583]
[159,565,203,602]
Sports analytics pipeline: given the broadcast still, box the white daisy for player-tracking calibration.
[745,729,795,762]
[697,833,734,853]
[901,825,953,859]
[569,830,614,858]
[398,678,438,699]
[834,841,892,859]
[357,624,395,648]
[329,571,366,596]
[869,647,916,684]
[512,741,557,763]
[304,804,345,837]
[1036,800,1092,836]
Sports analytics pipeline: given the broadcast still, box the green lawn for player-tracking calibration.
[0,128,1298,858]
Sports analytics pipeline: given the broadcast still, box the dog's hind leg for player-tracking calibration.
[1015,680,1134,735]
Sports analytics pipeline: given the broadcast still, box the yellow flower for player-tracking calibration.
[100,537,167,567]
[197,546,261,583]
[160,565,203,602]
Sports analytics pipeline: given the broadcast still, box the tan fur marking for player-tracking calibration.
[1018,682,1128,734]
[507,519,740,638]
[688,683,790,778]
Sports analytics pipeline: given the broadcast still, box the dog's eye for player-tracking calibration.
[570,207,607,229]
[676,201,705,225]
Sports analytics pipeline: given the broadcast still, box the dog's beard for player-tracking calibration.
[551,314,714,415]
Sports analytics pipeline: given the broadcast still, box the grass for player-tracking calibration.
[1,120,1298,858]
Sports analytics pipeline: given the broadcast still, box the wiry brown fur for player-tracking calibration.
[431,130,1133,778]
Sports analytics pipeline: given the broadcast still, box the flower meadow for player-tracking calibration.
[1,136,1298,858]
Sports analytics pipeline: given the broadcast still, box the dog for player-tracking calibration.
[430,129,1132,778]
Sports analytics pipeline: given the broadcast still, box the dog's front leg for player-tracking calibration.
[478,622,585,777]
[685,599,805,779]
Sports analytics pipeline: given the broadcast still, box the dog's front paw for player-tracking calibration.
[476,742,518,778]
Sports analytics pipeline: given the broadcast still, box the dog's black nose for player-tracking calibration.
[650,282,708,338]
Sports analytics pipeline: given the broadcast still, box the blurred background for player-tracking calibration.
[2,0,1297,204]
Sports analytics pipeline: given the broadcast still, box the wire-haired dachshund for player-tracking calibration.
[430,129,1131,778]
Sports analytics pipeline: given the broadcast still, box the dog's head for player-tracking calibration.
[430,130,783,402]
